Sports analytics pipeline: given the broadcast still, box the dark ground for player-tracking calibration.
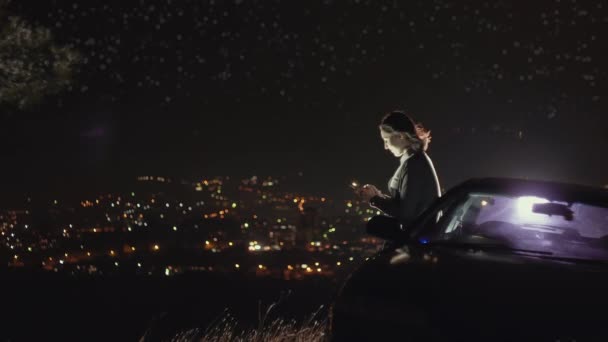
[1,269,343,342]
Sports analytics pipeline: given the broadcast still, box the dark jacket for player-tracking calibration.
[370,152,441,226]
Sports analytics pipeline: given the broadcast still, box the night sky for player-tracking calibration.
[1,0,607,200]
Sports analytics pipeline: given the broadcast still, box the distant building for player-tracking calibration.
[297,206,321,246]
[269,224,296,248]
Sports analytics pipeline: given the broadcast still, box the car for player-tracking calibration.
[330,178,608,341]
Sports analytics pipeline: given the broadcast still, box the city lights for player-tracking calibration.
[0,174,381,279]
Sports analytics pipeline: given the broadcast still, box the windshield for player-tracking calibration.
[434,192,608,261]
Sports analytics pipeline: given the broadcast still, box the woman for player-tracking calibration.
[358,110,441,227]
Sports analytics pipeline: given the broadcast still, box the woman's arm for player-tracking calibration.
[369,193,400,217]
[396,160,428,225]
[371,155,436,225]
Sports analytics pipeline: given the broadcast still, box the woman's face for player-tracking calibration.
[380,129,408,157]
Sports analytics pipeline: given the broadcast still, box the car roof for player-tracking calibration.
[455,177,608,204]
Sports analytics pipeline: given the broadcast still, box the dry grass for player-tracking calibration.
[172,306,327,342]
[140,294,328,342]
[172,314,327,342]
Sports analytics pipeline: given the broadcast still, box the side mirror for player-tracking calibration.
[366,215,407,241]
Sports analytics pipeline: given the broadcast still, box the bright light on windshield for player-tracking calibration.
[516,196,549,220]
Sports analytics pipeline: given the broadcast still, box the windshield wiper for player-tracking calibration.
[536,256,608,266]
[424,241,608,265]
[521,223,563,231]
[427,240,554,256]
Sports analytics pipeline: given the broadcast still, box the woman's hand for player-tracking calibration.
[358,184,382,202]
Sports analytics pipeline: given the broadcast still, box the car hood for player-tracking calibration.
[333,244,608,339]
